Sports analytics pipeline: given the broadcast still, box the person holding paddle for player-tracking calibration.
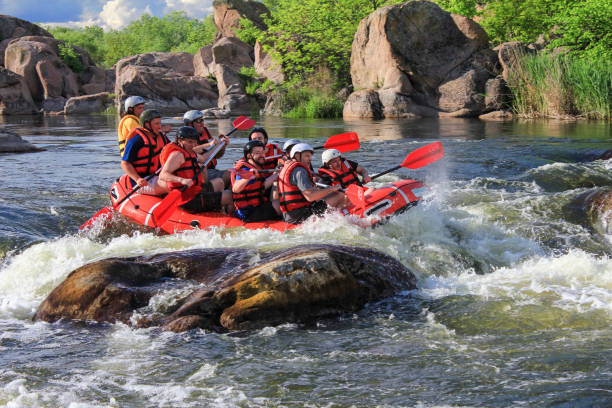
[231,140,282,222]
[248,127,283,170]
[318,148,372,191]
[278,143,349,224]
[183,110,231,189]
[120,109,170,195]
[158,126,232,214]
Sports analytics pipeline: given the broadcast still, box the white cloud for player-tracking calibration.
[98,0,147,30]
[92,0,214,30]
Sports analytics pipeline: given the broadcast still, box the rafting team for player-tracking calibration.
[117,96,370,225]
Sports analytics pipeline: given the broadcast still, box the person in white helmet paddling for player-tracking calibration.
[318,148,371,190]
[182,110,230,190]
[277,143,350,224]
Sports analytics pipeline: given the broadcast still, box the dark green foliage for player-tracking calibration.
[47,12,217,68]
[57,43,84,72]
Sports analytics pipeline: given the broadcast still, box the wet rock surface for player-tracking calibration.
[0,128,43,152]
[34,245,417,331]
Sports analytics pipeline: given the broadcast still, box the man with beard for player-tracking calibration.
[230,140,282,222]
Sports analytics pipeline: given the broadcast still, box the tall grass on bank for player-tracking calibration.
[506,52,611,119]
[282,87,344,119]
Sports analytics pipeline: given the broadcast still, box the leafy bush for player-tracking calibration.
[58,43,84,72]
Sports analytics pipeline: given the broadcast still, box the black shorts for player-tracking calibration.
[181,182,222,212]
[243,202,282,223]
[282,200,327,225]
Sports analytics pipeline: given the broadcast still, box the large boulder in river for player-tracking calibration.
[573,188,612,234]
[213,0,270,39]
[64,92,113,114]
[4,36,97,112]
[115,52,218,112]
[0,67,37,115]
[34,245,417,331]
[345,1,501,119]
[0,128,43,152]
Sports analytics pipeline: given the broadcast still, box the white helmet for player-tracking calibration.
[183,110,204,124]
[290,143,314,159]
[124,96,145,111]
[322,149,342,165]
[283,139,300,153]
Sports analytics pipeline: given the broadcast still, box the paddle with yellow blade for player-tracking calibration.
[149,116,256,227]
[345,141,445,210]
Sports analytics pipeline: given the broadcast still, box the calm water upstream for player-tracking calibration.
[0,114,610,407]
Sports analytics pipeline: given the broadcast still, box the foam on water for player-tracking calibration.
[420,249,612,329]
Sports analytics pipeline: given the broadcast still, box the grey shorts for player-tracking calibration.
[207,168,225,180]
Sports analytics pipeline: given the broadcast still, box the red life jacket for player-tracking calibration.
[317,159,362,188]
[159,142,203,201]
[129,127,169,177]
[230,159,268,211]
[278,160,313,213]
[263,143,283,170]
[198,127,218,169]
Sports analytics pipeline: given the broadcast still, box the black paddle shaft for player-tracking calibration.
[114,171,158,207]
[371,165,401,181]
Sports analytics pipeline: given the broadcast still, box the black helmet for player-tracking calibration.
[139,109,162,126]
[176,126,200,141]
[244,140,265,159]
[248,127,268,142]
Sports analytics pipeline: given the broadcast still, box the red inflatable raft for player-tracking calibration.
[104,174,427,234]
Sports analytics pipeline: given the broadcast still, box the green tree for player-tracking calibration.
[48,26,106,65]
[239,0,402,89]
[550,0,612,59]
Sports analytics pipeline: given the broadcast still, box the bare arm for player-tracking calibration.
[159,152,193,187]
[121,161,149,187]
[356,165,371,183]
[302,184,341,202]
[232,175,251,193]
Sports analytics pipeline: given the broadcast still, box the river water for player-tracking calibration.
[0,114,610,407]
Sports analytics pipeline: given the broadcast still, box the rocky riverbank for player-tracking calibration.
[0,1,588,119]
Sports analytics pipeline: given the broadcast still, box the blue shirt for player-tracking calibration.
[234,165,258,220]
[121,135,145,163]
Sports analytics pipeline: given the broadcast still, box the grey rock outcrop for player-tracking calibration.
[34,245,417,331]
[254,40,284,84]
[213,0,270,39]
[0,67,37,115]
[115,52,218,112]
[345,1,502,119]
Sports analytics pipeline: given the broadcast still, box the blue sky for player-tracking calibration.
[0,0,213,29]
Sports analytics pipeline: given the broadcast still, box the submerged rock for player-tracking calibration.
[34,245,416,331]
[0,128,43,153]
